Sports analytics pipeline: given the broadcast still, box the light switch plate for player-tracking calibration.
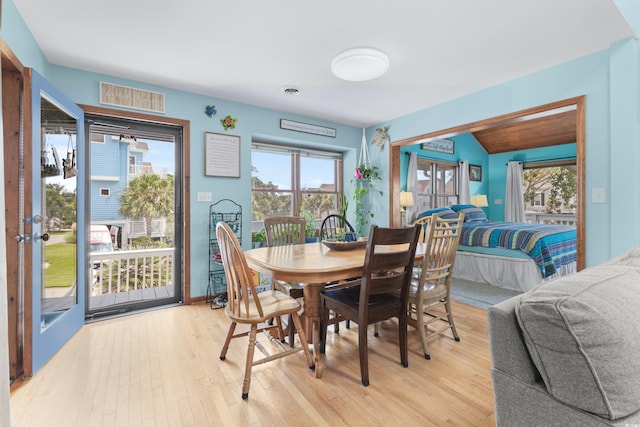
[592,187,605,204]
[494,199,503,205]
[197,192,212,202]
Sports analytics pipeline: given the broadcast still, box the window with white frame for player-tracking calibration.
[533,192,545,206]
[99,188,110,197]
[414,158,458,213]
[251,142,343,225]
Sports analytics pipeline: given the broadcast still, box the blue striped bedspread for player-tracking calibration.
[459,221,577,278]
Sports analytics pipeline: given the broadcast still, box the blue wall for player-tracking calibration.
[49,65,364,297]
[380,40,640,266]
[3,0,640,288]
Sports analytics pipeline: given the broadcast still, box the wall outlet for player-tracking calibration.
[197,192,212,202]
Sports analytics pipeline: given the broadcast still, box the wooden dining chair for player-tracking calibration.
[264,216,306,247]
[408,212,465,360]
[216,221,314,399]
[320,214,358,332]
[319,214,355,240]
[264,216,306,345]
[319,224,420,386]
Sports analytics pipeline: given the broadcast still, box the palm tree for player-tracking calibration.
[119,174,174,238]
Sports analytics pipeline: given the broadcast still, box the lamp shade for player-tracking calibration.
[470,194,489,207]
[400,191,414,207]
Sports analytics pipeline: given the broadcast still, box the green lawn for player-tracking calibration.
[45,242,76,288]
[50,230,75,243]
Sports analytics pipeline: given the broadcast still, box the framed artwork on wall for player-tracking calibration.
[469,164,482,182]
[204,132,240,177]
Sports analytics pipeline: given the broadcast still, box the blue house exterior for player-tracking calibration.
[90,135,154,246]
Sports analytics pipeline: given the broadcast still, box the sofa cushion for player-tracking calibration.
[603,246,640,271]
[516,266,640,420]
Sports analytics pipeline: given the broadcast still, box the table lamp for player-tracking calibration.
[400,191,414,226]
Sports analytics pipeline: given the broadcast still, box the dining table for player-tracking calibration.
[244,240,426,378]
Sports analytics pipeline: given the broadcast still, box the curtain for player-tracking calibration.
[505,161,525,222]
[406,152,418,221]
[458,160,470,204]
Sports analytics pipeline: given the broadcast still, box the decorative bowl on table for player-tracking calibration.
[321,238,368,251]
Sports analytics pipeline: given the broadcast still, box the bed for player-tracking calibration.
[416,205,577,292]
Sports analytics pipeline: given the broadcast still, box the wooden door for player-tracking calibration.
[2,41,25,381]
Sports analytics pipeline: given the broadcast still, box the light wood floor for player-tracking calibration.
[10,301,496,426]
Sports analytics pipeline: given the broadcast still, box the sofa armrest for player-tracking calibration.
[488,295,540,384]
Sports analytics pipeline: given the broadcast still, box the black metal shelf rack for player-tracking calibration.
[207,199,242,309]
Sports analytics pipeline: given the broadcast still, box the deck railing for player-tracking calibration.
[525,212,576,226]
[90,248,174,296]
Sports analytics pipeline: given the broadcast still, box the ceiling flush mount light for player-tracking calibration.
[331,47,389,82]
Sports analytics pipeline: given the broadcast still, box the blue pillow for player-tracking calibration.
[414,207,458,222]
[450,204,476,212]
[451,204,487,222]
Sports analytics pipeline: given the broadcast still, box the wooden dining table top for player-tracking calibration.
[244,241,426,284]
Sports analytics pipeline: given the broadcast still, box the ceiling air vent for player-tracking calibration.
[281,86,302,95]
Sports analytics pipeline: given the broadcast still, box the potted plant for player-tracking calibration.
[300,205,318,242]
[252,228,267,248]
[338,194,349,226]
[351,163,383,236]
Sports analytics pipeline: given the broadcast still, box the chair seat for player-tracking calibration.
[226,290,301,324]
[323,286,403,327]
[407,278,448,302]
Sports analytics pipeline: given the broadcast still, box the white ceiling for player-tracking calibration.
[13,0,634,128]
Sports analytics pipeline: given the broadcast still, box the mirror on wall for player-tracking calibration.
[39,96,78,329]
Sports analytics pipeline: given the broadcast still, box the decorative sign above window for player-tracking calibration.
[420,138,455,155]
[280,119,336,138]
[99,82,165,114]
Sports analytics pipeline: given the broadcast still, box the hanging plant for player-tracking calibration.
[221,115,238,131]
[351,163,383,236]
[204,104,217,117]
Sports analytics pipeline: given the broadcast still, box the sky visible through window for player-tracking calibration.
[252,151,334,190]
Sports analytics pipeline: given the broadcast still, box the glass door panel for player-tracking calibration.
[30,70,85,374]
[86,117,182,318]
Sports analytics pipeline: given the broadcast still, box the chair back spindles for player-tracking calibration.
[320,214,355,240]
[408,211,464,360]
[264,216,306,246]
[216,221,264,319]
[414,212,464,301]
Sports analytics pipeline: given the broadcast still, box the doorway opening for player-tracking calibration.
[390,96,585,270]
[85,113,186,319]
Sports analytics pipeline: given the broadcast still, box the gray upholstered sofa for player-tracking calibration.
[488,247,640,426]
